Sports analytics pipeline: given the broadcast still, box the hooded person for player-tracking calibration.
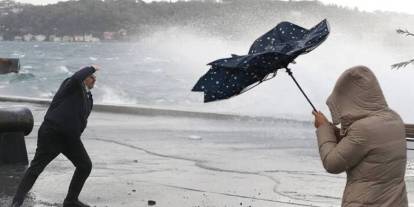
[312,65,408,206]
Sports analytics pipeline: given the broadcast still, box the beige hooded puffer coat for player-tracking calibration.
[316,66,408,206]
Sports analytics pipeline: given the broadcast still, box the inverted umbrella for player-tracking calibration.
[192,19,330,111]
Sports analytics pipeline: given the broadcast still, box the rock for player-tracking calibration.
[148,200,156,206]
[0,58,19,74]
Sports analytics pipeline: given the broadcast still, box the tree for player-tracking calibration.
[392,29,414,69]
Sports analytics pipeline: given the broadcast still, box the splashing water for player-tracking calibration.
[0,27,413,121]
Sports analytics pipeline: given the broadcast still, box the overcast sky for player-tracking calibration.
[13,0,414,15]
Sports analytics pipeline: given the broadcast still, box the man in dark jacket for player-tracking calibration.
[12,66,98,207]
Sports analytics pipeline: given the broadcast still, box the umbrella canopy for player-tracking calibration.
[192,19,330,103]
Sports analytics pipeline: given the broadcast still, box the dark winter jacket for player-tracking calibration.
[44,66,95,138]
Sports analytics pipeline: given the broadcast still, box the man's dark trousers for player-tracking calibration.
[13,121,92,203]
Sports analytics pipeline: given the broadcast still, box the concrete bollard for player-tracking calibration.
[0,107,33,165]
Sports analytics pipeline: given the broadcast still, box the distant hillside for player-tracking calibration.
[0,0,413,42]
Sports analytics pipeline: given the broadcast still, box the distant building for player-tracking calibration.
[91,37,100,42]
[49,35,62,42]
[0,36,3,41]
[62,36,74,42]
[48,35,56,41]
[14,36,22,41]
[83,34,100,42]
[34,35,46,42]
[103,32,115,41]
[23,33,33,41]
[83,34,93,42]
[117,29,128,40]
[118,29,127,37]
[74,35,84,42]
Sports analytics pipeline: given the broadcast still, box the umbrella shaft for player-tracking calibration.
[285,68,317,112]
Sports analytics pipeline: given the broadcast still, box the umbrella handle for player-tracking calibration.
[285,68,317,112]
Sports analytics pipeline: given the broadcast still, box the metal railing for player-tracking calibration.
[406,124,414,141]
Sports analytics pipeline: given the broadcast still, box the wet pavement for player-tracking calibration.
[0,103,413,207]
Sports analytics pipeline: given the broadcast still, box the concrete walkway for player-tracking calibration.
[1,102,413,207]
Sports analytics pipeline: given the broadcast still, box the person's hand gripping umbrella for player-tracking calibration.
[192,19,330,112]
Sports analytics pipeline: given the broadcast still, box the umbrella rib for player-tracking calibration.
[285,68,317,112]
[238,81,263,95]
[239,72,277,95]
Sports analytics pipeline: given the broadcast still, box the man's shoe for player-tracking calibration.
[63,199,90,207]
[10,198,23,207]
[10,201,22,207]
[10,202,21,207]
